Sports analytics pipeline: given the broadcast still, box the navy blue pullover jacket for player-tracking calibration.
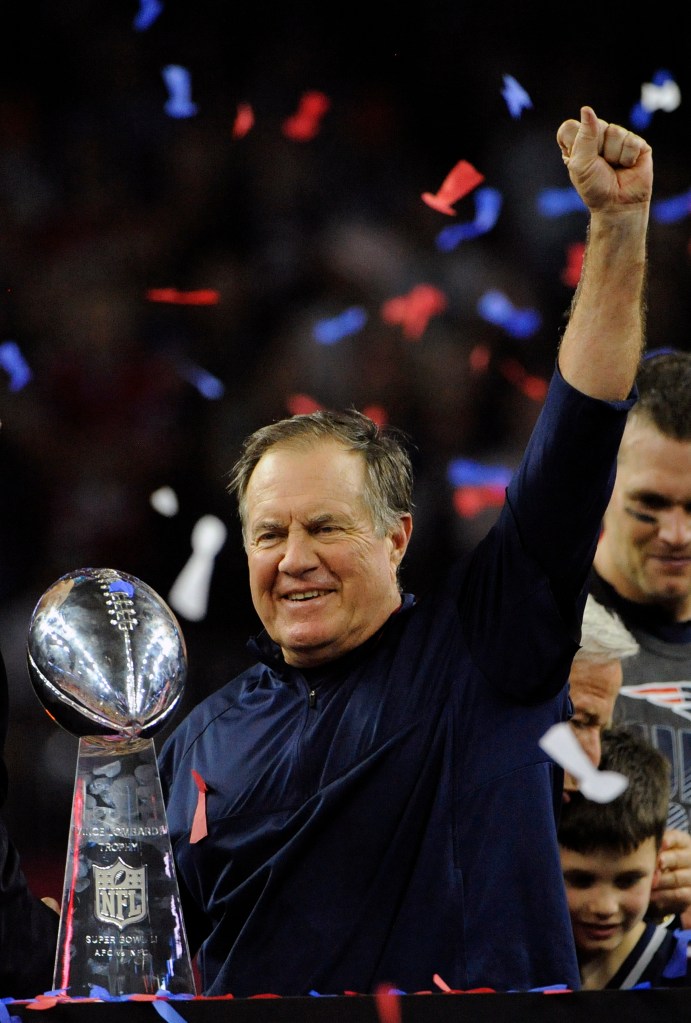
[159,367,634,997]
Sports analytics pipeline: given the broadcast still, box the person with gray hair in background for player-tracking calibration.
[566,595,691,924]
[565,594,639,793]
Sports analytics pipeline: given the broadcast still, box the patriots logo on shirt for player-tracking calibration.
[620,682,691,723]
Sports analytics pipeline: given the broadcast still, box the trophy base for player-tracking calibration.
[53,736,196,998]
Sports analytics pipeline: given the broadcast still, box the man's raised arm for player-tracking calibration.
[556,105,652,400]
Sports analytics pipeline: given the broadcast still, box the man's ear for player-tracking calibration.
[390,514,413,566]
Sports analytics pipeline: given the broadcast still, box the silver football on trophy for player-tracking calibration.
[27,567,187,740]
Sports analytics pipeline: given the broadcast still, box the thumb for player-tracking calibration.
[569,106,601,158]
[557,106,599,162]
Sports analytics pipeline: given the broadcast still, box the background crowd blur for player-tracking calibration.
[0,1,689,900]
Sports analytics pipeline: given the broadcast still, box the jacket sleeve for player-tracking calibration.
[506,364,635,612]
[0,644,59,996]
[0,814,59,997]
[458,366,635,702]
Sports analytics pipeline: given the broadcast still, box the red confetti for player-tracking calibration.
[285,396,386,424]
[286,393,324,415]
[232,102,255,139]
[561,241,585,288]
[469,343,491,373]
[453,485,506,518]
[362,404,388,427]
[499,358,549,401]
[190,769,208,844]
[374,984,401,1023]
[146,288,220,306]
[282,91,330,141]
[421,160,485,216]
[380,284,448,341]
[431,973,495,993]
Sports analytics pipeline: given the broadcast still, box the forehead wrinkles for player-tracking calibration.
[569,668,620,710]
[247,443,368,519]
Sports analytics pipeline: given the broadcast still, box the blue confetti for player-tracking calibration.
[313,306,368,345]
[477,290,541,339]
[447,458,512,488]
[652,188,691,224]
[473,188,503,231]
[162,66,198,118]
[152,999,189,1022]
[178,360,226,399]
[501,74,533,119]
[509,984,571,993]
[133,0,163,31]
[0,997,20,1023]
[0,340,32,391]
[90,986,117,1000]
[629,102,652,131]
[435,187,502,251]
[536,188,586,217]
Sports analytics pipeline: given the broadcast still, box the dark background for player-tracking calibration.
[0,1,689,899]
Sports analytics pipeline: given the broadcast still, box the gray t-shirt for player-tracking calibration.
[590,571,691,830]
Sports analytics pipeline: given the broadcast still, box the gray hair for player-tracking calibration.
[574,594,639,665]
[227,408,414,548]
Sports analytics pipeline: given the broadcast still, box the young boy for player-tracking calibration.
[559,728,691,989]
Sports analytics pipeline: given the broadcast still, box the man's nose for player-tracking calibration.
[658,506,691,546]
[571,724,601,769]
[582,727,601,769]
[278,530,319,574]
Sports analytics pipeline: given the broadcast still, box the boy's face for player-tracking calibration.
[561,837,659,957]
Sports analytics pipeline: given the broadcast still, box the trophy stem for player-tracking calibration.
[54,736,196,998]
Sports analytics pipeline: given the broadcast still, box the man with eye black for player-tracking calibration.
[589,351,691,921]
